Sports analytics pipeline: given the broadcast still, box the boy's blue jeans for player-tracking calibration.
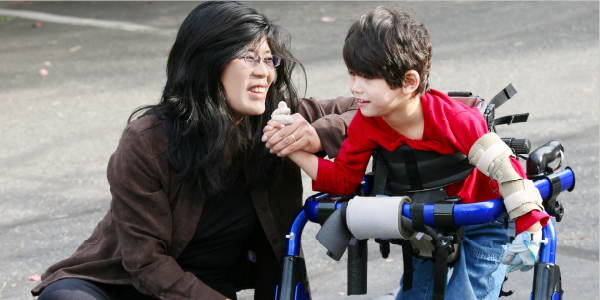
[396,220,509,300]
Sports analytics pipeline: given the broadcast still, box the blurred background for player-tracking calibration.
[0,1,598,299]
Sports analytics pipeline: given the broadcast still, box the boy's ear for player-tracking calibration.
[402,70,420,96]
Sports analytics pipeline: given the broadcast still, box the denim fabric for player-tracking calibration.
[396,221,509,300]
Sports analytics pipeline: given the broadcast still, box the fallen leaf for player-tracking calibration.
[33,21,42,28]
[321,16,336,22]
[7,98,12,102]
[0,16,15,22]
[28,274,41,281]
[69,45,82,53]
[43,61,51,66]
[39,69,48,76]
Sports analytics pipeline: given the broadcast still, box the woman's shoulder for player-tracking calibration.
[120,114,168,157]
[127,114,163,134]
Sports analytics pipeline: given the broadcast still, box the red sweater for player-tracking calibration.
[313,89,548,233]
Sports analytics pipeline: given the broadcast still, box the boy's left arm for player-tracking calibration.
[468,132,549,233]
[448,111,549,233]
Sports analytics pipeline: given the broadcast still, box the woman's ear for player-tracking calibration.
[402,70,420,96]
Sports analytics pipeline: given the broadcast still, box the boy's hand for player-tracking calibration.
[262,113,323,157]
[501,227,543,273]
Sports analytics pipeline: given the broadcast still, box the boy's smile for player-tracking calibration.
[356,98,371,107]
[349,73,407,118]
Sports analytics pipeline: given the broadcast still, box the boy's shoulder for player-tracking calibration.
[425,89,483,120]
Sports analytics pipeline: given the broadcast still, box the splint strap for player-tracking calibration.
[476,140,511,176]
[503,180,543,212]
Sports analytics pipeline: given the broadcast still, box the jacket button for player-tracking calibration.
[159,293,165,299]
[272,238,278,244]
[258,209,265,214]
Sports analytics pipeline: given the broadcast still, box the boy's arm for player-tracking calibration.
[469,133,548,233]
[448,111,548,234]
[287,150,319,180]
[263,97,357,158]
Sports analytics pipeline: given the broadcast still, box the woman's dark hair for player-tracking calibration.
[129,1,303,197]
[343,6,432,97]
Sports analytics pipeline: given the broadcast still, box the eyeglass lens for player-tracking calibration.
[244,54,281,68]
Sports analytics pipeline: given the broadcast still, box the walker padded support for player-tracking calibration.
[315,209,352,261]
[346,196,410,240]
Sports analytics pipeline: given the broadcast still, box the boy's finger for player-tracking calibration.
[262,125,274,133]
[267,120,286,129]
[262,127,280,142]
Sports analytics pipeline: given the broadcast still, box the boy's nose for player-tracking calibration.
[349,79,363,94]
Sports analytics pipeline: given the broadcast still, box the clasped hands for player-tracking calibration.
[262,111,322,157]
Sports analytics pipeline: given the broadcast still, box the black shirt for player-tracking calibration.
[176,171,258,299]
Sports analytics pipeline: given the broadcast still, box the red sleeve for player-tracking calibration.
[445,110,489,155]
[516,211,550,234]
[312,112,375,196]
[511,158,550,233]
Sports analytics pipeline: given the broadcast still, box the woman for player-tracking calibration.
[31,2,356,300]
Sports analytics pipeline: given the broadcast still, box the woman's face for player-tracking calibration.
[222,37,276,121]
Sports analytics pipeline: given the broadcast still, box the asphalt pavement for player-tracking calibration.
[0,2,598,300]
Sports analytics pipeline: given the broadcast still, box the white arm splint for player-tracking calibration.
[345,196,422,240]
[271,101,294,125]
[468,132,544,219]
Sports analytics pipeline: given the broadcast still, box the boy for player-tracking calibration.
[265,6,548,299]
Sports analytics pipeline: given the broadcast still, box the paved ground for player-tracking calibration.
[0,1,598,299]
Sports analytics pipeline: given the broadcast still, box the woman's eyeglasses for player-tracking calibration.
[238,53,281,68]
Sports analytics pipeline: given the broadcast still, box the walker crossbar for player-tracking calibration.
[287,167,574,258]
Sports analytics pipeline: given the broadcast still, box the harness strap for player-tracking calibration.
[489,83,517,108]
[399,239,415,291]
[411,203,426,232]
[400,146,424,191]
[371,151,388,196]
[433,240,449,300]
[492,113,529,127]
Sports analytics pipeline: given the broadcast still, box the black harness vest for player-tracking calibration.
[368,145,474,297]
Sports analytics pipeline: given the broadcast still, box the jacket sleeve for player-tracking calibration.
[107,125,226,300]
[294,96,358,158]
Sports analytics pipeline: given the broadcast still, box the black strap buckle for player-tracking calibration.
[544,172,565,222]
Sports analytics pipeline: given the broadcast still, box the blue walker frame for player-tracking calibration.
[276,167,574,300]
[276,85,572,300]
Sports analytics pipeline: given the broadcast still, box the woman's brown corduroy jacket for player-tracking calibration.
[31,97,357,300]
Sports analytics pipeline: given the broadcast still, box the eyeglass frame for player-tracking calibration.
[237,53,281,68]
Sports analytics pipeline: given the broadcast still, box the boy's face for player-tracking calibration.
[348,72,411,118]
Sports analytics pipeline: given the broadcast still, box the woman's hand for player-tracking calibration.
[262,113,323,157]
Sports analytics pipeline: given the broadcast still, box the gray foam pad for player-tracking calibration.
[346,196,406,240]
[315,209,352,261]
